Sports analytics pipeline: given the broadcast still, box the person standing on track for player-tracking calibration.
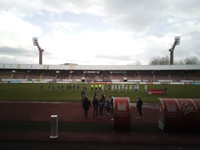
[101,92,106,113]
[136,96,143,119]
[93,96,99,118]
[82,96,91,120]
[93,89,97,99]
[109,95,114,121]
[81,89,86,102]
[98,98,104,119]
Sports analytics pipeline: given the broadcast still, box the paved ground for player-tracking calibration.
[0,101,199,150]
[0,101,158,123]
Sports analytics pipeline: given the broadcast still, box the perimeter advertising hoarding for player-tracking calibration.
[148,89,165,95]
[89,82,112,84]
[113,97,131,130]
[159,98,200,131]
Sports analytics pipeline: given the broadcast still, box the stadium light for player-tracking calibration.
[169,36,180,65]
[33,37,44,65]
[33,37,38,46]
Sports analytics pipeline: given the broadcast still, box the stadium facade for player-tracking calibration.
[0,63,200,84]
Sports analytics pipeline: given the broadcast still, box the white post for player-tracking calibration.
[50,115,58,139]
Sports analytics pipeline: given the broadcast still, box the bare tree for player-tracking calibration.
[128,60,142,65]
[150,55,199,65]
[133,60,142,65]
[174,60,184,65]
[149,56,169,65]
[184,56,199,65]
[149,57,159,65]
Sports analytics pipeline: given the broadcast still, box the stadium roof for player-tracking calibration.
[0,63,200,71]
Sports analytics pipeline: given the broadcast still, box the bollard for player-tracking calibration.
[50,115,58,139]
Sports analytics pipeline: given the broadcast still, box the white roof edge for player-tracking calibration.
[0,63,200,71]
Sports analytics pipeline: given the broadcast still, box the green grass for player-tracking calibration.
[0,83,200,103]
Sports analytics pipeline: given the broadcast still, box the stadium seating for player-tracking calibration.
[154,71,169,80]
[169,71,186,81]
[0,65,200,81]
[186,71,200,80]
[13,71,27,79]
[0,70,12,79]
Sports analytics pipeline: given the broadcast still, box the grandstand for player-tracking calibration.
[0,63,200,83]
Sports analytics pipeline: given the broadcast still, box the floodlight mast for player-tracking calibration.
[169,36,180,65]
[33,37,44,65]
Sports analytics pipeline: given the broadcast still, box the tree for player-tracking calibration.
[128,60,142,65]
[150,55,199,65]
[174,59,184,65]
[184,56,199,65]
[133,60,142,65]
[149,56,169,65]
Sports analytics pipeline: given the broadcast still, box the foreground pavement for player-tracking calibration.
[0,102,199,149]
[0,131,200,146]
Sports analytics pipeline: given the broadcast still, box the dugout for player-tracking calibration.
[123,77,127,82]
[113,97,131,130]
[158,98,200,131]
[81,77,85,82]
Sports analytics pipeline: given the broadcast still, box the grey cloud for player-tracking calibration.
[0,46,52,57]
[2,0,199,33]
[0,56,21,64]
[0,47,38,64]
[102,0,200,34]
[0,47,55,64]
[175,32,200,58]
[0,47,36,56]
[102,0,168,32]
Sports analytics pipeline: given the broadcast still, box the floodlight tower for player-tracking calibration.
[33,37,44,65]
[169,36,180,65]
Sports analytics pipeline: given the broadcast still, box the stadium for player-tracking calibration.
[2,0,200,149]
[1,63,200,82]
[1,35,200,150]
[0,62,200,150]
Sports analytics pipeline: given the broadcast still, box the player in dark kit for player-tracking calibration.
[136,96,143,119]
[40,84,43,90]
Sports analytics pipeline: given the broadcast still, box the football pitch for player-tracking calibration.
[0,83,200,103]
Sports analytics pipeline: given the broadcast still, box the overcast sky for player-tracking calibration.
[0,0,200,65]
